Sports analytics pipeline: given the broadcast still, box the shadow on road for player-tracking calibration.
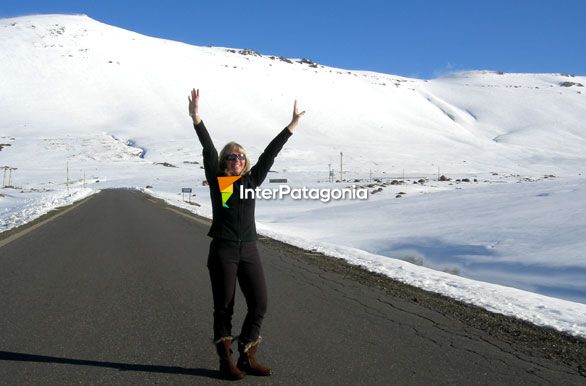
[0,350,220,379]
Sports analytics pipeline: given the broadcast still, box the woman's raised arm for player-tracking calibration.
[188,88,202,125]
[286,100,306,133]
[188,88,218,182]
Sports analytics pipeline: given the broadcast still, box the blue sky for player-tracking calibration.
[2,0,584,79]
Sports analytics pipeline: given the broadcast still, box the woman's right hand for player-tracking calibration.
[188,88,201,124]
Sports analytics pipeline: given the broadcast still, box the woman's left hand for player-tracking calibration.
[287,100,305,133]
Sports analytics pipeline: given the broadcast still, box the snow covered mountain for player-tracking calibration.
[1,14,586,337]
[2,14,585,176]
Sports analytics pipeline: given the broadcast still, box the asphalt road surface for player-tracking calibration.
[0,189,584,385]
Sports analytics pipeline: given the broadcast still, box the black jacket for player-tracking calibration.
[194,120,292,241]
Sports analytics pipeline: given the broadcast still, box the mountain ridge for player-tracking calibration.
[1,13,585,175]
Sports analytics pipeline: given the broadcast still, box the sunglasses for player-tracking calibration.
[225,153,246,161]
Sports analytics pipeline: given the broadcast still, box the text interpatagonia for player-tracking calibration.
[239,184,369,203]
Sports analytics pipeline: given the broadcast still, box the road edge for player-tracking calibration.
[141,191,586,378]
[0,192,98,248]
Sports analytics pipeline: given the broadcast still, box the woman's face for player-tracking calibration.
[225,149,246,176]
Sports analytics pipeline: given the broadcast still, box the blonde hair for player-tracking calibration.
[219,141,251,176]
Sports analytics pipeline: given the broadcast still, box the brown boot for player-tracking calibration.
[215,336,245,380]
[237,337,272,376]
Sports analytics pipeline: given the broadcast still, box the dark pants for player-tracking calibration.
[207,239,268,343]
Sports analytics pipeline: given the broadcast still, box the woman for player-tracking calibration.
[188,88,304,380]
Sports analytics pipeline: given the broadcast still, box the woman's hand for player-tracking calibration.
[188,88,201,124]
[287,100,305,133]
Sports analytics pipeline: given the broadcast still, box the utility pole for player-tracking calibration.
[370,169,372,183]
[1,166,7,187]
[328,163,332,183]
[8,167,15,187]
[2,167,17,187]
[340,152,343,181]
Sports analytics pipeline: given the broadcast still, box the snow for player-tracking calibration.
[1,14,585,338]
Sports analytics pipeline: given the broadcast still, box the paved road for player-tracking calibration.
[0,190,584,385]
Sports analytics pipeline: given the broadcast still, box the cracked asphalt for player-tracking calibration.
[0,189,584,385]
